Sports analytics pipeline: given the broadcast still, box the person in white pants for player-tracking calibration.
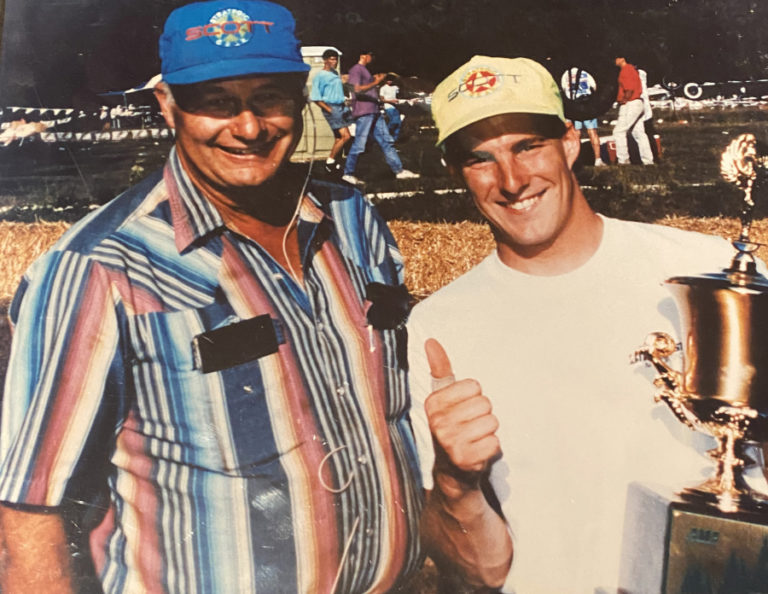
[613,56,654,165]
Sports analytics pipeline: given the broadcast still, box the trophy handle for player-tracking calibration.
[632,332,700,431]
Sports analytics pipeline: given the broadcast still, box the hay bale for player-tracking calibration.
[2,215,768,305]
[0,221,70,302]
[389,220,495,299]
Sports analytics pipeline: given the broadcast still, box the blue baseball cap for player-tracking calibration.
[159,0,310,85]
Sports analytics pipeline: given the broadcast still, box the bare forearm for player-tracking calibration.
[0,504,75,593]
[354,79,380,93]
[421,478,512,589]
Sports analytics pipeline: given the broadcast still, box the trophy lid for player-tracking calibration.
[666,240,768,293]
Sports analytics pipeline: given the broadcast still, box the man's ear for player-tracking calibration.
[562,121,581,168]
[154,83,176,130]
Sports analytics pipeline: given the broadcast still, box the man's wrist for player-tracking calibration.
[431,473,495,530]
[433,467,484,500]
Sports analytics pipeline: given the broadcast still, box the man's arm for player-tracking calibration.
[353,72,385,94]
[309,73,333,113]
[419,338,513,588]
[0,504,75,593]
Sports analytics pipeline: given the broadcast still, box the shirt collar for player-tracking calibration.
[166,147,227,253]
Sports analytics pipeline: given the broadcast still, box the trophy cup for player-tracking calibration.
[620,134,768,593]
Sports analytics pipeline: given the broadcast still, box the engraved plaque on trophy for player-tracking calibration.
[621,134,768,593]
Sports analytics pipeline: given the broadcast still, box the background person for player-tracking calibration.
[309,48,351,176]
[408,55,766,592]
[379,76,403,142]
[0,2,425,592]
[341,50,418,185]
[613,54,654,165]
[562,67,605,166]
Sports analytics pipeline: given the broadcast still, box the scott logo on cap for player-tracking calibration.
[185,8,274,46]
[446,67,501,101]
[447,67,524,102]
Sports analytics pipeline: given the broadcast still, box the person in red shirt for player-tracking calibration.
[612,55,654,165]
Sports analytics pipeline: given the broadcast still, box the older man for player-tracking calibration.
[408,56,759,592]
[0,2,423,592]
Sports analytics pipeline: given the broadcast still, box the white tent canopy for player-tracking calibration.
[100,74,162,98]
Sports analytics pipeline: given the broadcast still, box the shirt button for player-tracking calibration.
[316,322,324,331]
[243,385,253,394]
[336,385,346,395]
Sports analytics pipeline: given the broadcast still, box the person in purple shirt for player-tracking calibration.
[341,50,419,185]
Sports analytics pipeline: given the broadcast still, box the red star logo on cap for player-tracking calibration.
[460,68,500,97]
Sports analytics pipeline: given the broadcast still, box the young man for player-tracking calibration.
[409,55,763,591]
[341,51,418,185]
[0,2,424,592]
[309,48,351,175]
[613,55,654,165]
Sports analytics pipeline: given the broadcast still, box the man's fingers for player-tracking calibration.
[423,338,502,479]
[433,411,499,449]
[437,435,501,474]
[425,338,454,389]
[425,384,488,419]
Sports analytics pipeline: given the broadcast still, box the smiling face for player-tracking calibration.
[155,74,305,200]
[447,114,599,271]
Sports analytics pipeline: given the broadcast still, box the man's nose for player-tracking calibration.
[230,109,270,140]
[497,157,527,196]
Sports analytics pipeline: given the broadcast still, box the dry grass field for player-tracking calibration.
[3,216,766,304]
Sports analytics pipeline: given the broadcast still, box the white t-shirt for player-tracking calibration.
[408,216,764,593]
[380,83,399,102]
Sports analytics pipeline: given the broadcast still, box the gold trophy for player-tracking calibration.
[621,134,768,592]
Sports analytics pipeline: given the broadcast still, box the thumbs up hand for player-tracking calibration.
[424,338,501,489]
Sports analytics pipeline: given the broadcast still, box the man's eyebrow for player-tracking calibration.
[195,84,228,95]
[511,135,549,151]
[465,149,494,161]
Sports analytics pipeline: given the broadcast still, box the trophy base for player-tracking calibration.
[619,482,768,594]
[679,481,768,514]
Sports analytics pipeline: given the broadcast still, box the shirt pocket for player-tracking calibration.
[126,301,282,476]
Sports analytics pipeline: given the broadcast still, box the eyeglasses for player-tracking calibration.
[171,84,302,119]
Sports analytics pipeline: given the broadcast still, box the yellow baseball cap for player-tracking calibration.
[431,56,566,146]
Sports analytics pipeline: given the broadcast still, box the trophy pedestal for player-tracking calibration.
[619,482,768,593]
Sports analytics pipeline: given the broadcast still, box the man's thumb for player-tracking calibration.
[425,338,455,390]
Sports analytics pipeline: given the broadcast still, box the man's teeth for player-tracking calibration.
[509,195,539,211]
[222,147,257,155]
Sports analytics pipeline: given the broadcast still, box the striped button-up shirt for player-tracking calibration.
[0,149,424,593]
